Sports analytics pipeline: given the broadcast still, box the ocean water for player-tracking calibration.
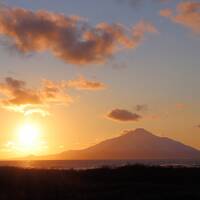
[0,160,200,169]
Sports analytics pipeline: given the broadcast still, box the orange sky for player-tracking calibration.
[0,0,200,159]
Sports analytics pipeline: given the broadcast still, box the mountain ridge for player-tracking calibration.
[27,128,200,160]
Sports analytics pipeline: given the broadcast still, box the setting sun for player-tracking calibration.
[17,122,41,153]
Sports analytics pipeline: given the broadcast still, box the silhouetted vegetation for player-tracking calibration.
[0,165,200,199]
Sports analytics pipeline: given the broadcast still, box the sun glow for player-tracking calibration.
[17,122,41,153]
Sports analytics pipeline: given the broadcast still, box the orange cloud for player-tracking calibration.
[107,108,141,122]
[0,76,104,116]
[175,103,186,110]
[0,77,43,106]
[40,79,71,105]
[160,1,200,34]
[0,6,157,65]
[67,76,106,90]
[0,77,71,116]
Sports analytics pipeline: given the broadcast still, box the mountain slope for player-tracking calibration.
[40,128,200,160]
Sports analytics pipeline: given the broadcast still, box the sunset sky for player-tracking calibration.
[0,0,199,159]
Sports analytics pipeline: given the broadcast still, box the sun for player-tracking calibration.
[17,122,41,153]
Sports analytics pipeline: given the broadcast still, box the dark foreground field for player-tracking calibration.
[0,165,200,200]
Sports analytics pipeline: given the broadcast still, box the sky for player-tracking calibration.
[0,0,199,158]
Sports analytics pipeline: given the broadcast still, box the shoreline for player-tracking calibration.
[0,159,200,170]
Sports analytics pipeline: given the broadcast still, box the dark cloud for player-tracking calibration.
[135,104,148,112]
[0,6,157,65]
[107,108,141,122]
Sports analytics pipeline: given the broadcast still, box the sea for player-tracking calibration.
[0,159,200,169]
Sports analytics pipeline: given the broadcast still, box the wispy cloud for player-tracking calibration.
[116,0,172,8]
[160,1,200,34]
[175,103,186,110]
[107,108,142,122]
[0,140,48,154]
[0,6,157,65]
[67,76,106,90]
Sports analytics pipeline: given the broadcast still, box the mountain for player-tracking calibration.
[38,128,200,160]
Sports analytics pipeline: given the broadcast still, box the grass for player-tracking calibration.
[0,165,199,199]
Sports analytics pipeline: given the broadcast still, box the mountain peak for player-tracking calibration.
[123,128,154,137]
[134,128,150,133]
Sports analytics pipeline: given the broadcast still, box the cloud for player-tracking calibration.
[160,1,200,34]
[135,104,148,112]
[145,114,161,120]
[0,6,157,65]
[23,108,50,117]
[116,0,172,8]
[0,77,43,106]
[107,108,141,122]
[175,103,186,110]
[1,140,48,154]
[40,79,72,105]
[0,77,71,116]
[67,76,106,90]
[0,76,104,116]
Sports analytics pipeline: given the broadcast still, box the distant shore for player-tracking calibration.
[0,165,200,199]
[0,159,200,170]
